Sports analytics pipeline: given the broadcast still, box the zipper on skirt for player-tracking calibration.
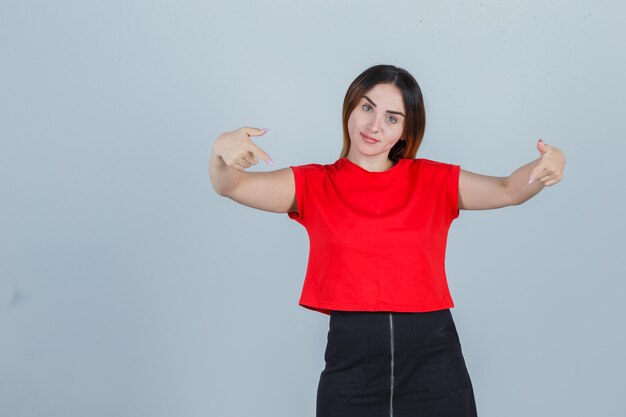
[389,312,395,417]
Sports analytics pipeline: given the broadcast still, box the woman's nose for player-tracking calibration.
[367,114,382,132]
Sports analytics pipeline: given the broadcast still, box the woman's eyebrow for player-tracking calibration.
[362,95,406,117]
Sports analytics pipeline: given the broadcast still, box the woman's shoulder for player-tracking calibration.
[290,161,329,171]
[413,156,452,165]
[289,161,332,180]
[412,157,459,171]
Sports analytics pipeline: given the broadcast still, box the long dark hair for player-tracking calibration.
[339,64,426,164]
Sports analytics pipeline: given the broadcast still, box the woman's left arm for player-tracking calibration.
[458,138,566,210]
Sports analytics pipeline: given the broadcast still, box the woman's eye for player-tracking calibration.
[387,116,397,123]
[362,104,373,111]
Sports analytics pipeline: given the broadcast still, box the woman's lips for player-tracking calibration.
[361,133,379,144]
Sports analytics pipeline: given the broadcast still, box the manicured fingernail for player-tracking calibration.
[267,159,274,165]
[539,138,543,143]
[260,128,270,132]
[528,177,534,184]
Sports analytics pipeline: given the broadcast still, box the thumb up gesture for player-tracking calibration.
[528,139,566,186]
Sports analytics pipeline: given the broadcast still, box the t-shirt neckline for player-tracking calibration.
[339,157,406,174]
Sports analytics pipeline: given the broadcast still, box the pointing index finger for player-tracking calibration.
[247,137,274,166]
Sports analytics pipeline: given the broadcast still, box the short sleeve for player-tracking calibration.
[417,158,461,222]
[287,165,306,225]
[448,164,461,220]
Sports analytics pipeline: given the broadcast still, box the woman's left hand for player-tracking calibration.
[529,139,566,186]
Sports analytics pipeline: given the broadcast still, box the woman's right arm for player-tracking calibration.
[209,127,298,214]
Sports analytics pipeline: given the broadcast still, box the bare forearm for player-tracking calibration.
[505,157,545,205]
[209,147,243,196]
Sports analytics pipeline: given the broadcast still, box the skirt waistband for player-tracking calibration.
[325,309,461,370]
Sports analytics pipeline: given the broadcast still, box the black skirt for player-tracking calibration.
[316,309,478,417]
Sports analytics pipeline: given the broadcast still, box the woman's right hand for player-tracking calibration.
[213,127,274,171]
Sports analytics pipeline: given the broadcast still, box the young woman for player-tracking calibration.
[209,64,566,417]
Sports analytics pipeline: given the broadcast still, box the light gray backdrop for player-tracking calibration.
[1,1,624,416]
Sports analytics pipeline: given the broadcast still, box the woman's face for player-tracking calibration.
[347,82,406,158]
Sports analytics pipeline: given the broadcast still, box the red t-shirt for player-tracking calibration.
[287,157,461,315]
